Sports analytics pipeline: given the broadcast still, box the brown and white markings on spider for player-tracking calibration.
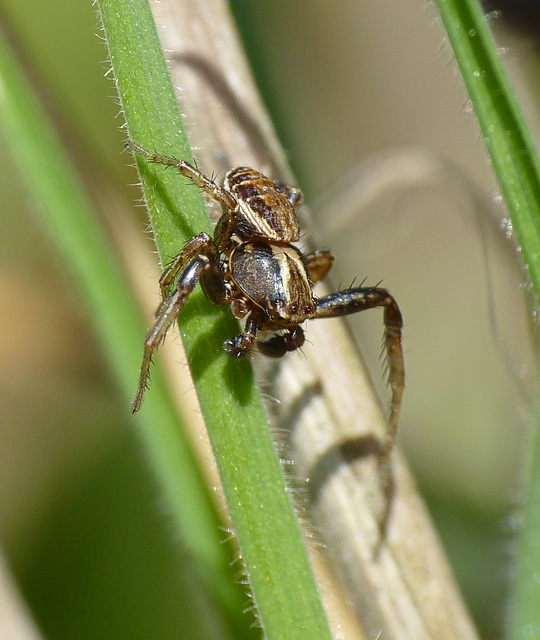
[129,141,404,461]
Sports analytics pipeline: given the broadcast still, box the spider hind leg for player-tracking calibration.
[314,286,405,471]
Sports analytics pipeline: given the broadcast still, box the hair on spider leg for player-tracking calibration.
[160,254,178,271]
[380,357,391,384]
[209,169,221,184]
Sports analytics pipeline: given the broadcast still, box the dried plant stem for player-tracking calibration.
[149,1,480,639]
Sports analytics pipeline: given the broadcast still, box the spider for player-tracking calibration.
[129,141,404,461]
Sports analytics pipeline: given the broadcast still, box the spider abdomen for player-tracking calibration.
[224,167,300,243]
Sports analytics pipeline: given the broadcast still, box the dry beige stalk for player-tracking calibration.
[145,1,480,639]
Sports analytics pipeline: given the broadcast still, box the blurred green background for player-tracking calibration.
[0,1,538,638]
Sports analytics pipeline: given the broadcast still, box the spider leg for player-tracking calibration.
[304,250,335,283]
[133,236,229,413]
[257,326,305,357]
[159,233,229,305]
[223,312,262,357]
[314,287,404,470]
[225,316,306,359]
[128,141,240,252]
[160,233,211,295]
[128,141,237,211]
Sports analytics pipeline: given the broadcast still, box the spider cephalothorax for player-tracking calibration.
[129,142,404,460]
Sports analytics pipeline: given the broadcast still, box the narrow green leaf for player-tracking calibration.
[433,2,540,638]
[96,0,333,638]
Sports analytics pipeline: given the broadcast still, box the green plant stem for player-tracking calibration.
[435,0,540,300]
[433,2,540,638]
[97,0,333,638]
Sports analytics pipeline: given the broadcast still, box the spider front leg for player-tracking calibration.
[132,233,229,413]
[314,287,404,471]
[128,141,237,212]
[129,141,241,251]
[223,312,261,357]
[224,307,307,358]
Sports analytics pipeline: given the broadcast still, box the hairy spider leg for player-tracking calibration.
[128,141,237,210]
[128,141,243,251]
[132,234,230,413]
[314,287,404,476]
[158,233,228,300]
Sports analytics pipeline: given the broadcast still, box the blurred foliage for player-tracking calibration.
[1,0,537,638]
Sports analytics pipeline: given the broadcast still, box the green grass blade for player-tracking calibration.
[0,24,248,637]
[432,2,540,637]
[96,0,333,637]
[435,0,540,299]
